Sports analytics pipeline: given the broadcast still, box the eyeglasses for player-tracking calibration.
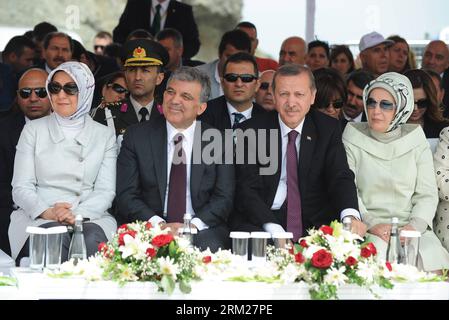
[223,73,258,83]
[18,87,47,99]
[327,100,344,109]
[94,45,105,51]
[366,97,395,110]
[414,98,430,109]
[107,83,129,95]
[48,81,79,95]
[259,82,270,90]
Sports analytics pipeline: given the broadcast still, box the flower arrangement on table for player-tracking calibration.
[55,221,210,294]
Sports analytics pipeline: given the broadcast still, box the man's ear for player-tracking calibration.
[197,102,207,116]
[156,71,164,86]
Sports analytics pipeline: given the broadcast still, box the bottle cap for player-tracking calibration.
[75,214,83,221]
[183,213,192,220]
[343,216,352,223]
[392,217,399,224]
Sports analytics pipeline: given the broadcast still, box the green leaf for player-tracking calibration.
[160,275,175,295]
[179,279,192,294]
[0,276,17,286]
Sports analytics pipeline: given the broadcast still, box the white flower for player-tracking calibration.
[323,266,348,286]
[356,261,376,283]
[303,244,325,259]
[280,264,300,283]
[158,256,180,279]
[118,233,150,260]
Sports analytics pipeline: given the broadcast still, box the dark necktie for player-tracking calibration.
[232,112,245,129]
[286,130,302,241]
[151,4,162,36]
[139,107,149,122]
[167,133,186,223]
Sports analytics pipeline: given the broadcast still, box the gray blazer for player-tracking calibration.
[9,114,117,259]
[196,59,222,100]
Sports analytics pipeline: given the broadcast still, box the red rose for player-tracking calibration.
[202,256,212,264]
[145,222,153,230]
[98,242,107,252]
[385,261,392,271]
[345,256,357,266]
[118,230,137,246]
[366,242,377,256]
[118,224,129,232]
[146,248,156,258]
[299,239,309,248]
[311,249,333,269]
[295,252,305,264]
[360,247,371,258]
[151,234,174,247]
[319,225,333,235]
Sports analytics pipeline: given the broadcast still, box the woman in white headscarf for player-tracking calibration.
[342,72,449,272]
[9,61,117,263]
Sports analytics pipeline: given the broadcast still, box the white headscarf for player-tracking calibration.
[363,72,414,133]
[46,61,95,120]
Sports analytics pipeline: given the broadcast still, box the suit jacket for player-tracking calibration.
[9,114,117,259]
[443,68,449,117]
[199,95,266,131]
[196,60,221,100]
[340,112,367,131]
[92,96,162,136]
[113,0,200,59]
[0,110,25,254]
[116,116,235,227]
[231,110,358,233]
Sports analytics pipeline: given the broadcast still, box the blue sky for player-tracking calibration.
[242,0,449,59]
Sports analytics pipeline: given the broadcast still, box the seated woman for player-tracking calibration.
[404,69,448,138]
[342,72,449,272]
[433,128,449,252]
[312,67,347,120]
[9,61,117,264]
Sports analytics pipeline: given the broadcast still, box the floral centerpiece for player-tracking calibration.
[58,221,207,294]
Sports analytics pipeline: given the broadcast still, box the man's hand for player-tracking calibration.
[350,217,367,237]
[369,223,392,242]
[161,222,183,235]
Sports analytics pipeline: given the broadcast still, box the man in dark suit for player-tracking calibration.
[200,52,266,131]
[116,67,234,251]
[231,64,366,241]
[93,39,168,136]
[340,69,374,129]
[0,68,51,255]
[113,0,200,59]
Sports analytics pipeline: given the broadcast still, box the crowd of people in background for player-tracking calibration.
[1,0,449,274]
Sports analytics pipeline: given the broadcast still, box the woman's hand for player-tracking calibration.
[369,223,392,242]
[39,207,58,220]
[53,202,75,225]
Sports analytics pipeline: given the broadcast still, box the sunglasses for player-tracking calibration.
[327,100,344,109]
[18,87,47,99]
[94,45,105,51]
[48,81,79,95]
[259,82,270,90]
[415,98,430,109]
[366,97,395,111]
[107,83,129,95]
[223,73,258,83]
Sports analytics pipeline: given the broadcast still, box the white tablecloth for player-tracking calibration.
[0,268,448,300]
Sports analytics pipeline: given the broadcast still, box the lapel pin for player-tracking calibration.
[307,136,312,141]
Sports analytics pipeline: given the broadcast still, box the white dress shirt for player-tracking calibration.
[342,110,363,123]
[226,101,253,127]
[214,63,224,97]
[130,96,154,122]
[264,114,360,235]
[151,0,170,31]
[149,121,208,230]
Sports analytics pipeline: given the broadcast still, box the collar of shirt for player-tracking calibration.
[24,115,31,123]
[130,95,154,119]
[45,63,52,74]
[166,119,196,153]
[226,101,253,124]
[278,113,305,138]
[152,0,169,15]
[342,110,363,122]
[214,60,221,84]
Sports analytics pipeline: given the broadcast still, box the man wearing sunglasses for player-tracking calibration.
[200,52,266,131]
[255,70,276,111]
[0,68,51,255]
[93,39,168,136]
[231,64,366,241]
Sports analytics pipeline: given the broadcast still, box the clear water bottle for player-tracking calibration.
[342,216,352,232]
[68,214,87,265]
[181,213,194,245]
[386,217,403,264]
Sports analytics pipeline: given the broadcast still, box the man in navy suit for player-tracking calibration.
[116,67,234,251]
[200,52,266,131]
[113,0,200,59]
[231,64,366,241]
[0,68,51,255]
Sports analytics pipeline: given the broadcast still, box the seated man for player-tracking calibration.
[116,67,234,252]
[231,64,366,241]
